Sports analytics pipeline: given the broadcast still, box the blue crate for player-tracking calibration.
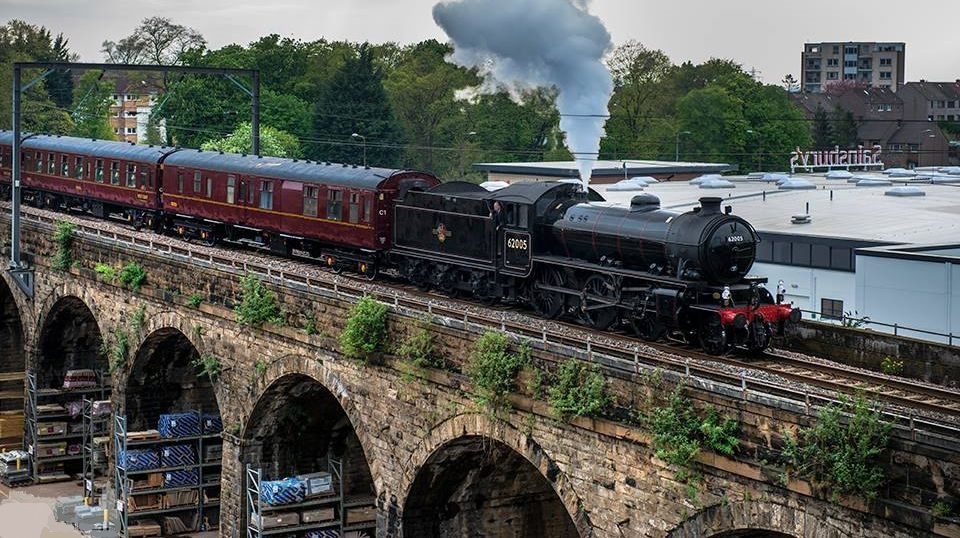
[160,444,195,467]
[164,468,199,488]
[118,449,160,472]
[158,412,201,438]
[260,477,306,506]
[304,531,340,538]
[202,414,223,435]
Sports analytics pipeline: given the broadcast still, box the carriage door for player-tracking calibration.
[499,202,532,275]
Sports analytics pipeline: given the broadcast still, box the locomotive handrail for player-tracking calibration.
[11,210,960,446]
[799,308,957,347]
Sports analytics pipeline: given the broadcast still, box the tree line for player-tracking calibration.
[2,18,818,177]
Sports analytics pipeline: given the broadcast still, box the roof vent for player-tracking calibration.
[218,150,224,155]
[292,158,298,162]
[885,186,925,197]
[241,153,247,157]
[342,163,348,167]
[699,178,735,189]
[257,155,263,159]
[365,165,371,170]
[825,170,852,180]
[689,174,722,185]
[352,164,358,168]
[791,214,812,224]
[856,178,892,187]
[779,179,816,190]
[630,193,660,212]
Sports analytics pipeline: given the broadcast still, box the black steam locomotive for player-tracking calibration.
[391,180,799,354]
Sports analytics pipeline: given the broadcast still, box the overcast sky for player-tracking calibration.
[3,0,958,85]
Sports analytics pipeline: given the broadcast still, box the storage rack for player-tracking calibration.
[25,370,109,482]
[81,397,110,502]
[114,410,222,537]
[0,370,25,451]
[246,457,377,537]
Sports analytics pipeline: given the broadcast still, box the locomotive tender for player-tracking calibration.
[0,131,798,353]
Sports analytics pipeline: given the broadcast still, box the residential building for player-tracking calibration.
[107,81,166,144]
[801,42,905,93]
[898,80,960,122]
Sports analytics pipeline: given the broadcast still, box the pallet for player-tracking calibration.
[127,521,162,537]
[0,372,25,383]
[1,473,32,487]
[127,430,161,441]
[36,473,72,483]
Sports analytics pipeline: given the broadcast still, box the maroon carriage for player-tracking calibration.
[160,149,438,277]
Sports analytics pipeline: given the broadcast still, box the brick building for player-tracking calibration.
[107,81,165,144]
[898,80,960,122]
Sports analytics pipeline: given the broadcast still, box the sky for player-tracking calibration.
[2,0,959,85]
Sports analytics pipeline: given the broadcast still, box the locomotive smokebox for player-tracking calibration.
[699,197,723,215]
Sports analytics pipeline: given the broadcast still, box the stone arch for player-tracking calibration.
[667,499,857,538]
[34,290,106,389]
[400,413,591,538]
[0,276,26,413]
[240,353,385,494]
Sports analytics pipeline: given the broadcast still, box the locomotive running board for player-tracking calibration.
[532,255,696,287]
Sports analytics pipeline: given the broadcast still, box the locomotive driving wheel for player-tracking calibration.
[578,274,620,331]
[698,315,728,355]
[631,313,665,342]
[530,267,565,319]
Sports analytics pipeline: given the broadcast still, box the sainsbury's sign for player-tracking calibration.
[790,145,884,173]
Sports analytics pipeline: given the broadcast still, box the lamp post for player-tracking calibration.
[675,130,691,162]
[351,133,367,167]
[746,129,762,172]
[917,129,934,168]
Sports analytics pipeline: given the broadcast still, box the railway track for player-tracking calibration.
[9,205,960,439]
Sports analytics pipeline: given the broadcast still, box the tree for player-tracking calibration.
[677,84,748,166]
[782,74,799,93]
[71,71,116,140]
[200,122,301,158]
[812,105,833,149]
[102,17,205,66]
[384,40,477,173]
[0,20,75,133]
[831,106,859,148]
[310,44,405,167]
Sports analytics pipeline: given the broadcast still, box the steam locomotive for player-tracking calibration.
[393,181,800,353]
[0,132,798,353]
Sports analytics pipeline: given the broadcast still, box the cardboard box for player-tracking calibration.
[132,473,164,491]
[128,493,163,512]
[256,511,299,529]
[301,506,336,523]
[298,471,333,497]
[163,490,199,508]
[36,442,66,457]
[37,422,66,436]
[345,505,376,524]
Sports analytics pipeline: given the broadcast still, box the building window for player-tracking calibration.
[326,189,342,221]
[227,176,236,204]
[303,185,318,216]
[110,162,120,185]
[821,298,844,320]
[60,155,69,176]
[125,111,137,117]
[95,159,104,182]
[126,164,136,187]
[844,60,857,68]
[206,177,213,198]
[949,101,956,109]
[844,46,858,54]
[125,127,136,135]
[879,71,892,80]
[827,71,838,80]
[193,171,201,193]
[832,45,839,54]
[348,192,360,223]
[259,181,273,209]
[880,58,892,66]
[125,94,138,101]
[74,157,83,179]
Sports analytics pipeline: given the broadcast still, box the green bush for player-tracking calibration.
[303,317,317,336]
[193,353,221,381]
[880,356,904,376]
[467,332,530,413]
[108,329,129,373]
[647,384,740,483]
[94,263,116,281]
[397,320,442,369]
[52,220,75,271]
[118,262,146,290]
[187,292,204,309]
[235,274,283,327]
[782,395,891,500]
[129,304,146,335]
[548,359,612,421]
[339,295,389,362]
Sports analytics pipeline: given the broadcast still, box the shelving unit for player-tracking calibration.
[82,397,110,502]
[25,370,109,482]
[246,457,376,538]
[0,371,25,451]
[114,411,222,537]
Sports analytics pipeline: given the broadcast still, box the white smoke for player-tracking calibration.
[433,0,613,192]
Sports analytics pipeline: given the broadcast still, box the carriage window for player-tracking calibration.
[35,152,43,172]
[259,180,273,209]
[95,160,104,182]
[75,157,84,179]
[140,167,150,187]
[110,162,120,185]
[206,177,213,198]
[238,181,246,204]
[362,196,372,223]
[177,171,184,193]
[60,155,68,176]
[326,189,342,221]
[47,153,55,174]
[193,171,201,193]
[126,164,136,187]
[348,192,360,223]
[248,180,255,204]
[303,185,319,216]
[226,176,236,204]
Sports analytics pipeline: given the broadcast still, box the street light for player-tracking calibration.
[917,129,934,168]
[351,133,367,167]
[675,131,691,162]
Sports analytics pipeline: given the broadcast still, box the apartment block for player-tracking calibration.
[108,83,166,144]
[801,42,905,93]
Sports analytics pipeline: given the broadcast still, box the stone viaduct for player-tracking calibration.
[1,213,958,538]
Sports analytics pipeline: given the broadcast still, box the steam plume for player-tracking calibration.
[433,0,613,191]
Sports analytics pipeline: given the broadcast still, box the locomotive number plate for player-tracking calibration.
[503,231,531,268]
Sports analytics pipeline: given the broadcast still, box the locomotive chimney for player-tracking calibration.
[699,197,723,215]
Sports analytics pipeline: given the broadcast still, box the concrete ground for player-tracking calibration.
[0,480,218,537]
